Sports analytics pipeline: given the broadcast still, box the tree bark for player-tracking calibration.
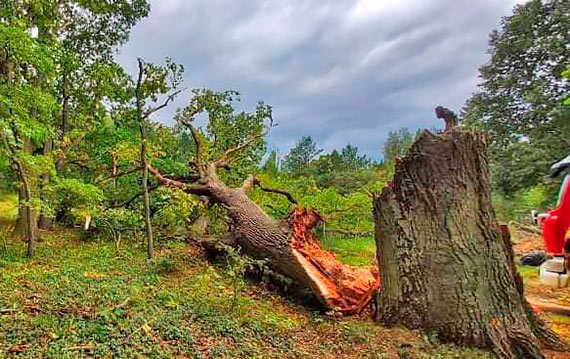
[373,129,565,358]
[38,140,54,229]
[14,139,38,245]
[149,165,378,314]
[136,59,154,260]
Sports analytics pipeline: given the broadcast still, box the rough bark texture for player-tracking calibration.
[373,129,565,358]
[150,164,378,314]
[14,139,38,246]
[38,140,54,230]
[210,180,378,313]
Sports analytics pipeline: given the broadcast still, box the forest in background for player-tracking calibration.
[0,0,568,259]
[0,1,570,358]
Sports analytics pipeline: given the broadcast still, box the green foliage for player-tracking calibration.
[563,67,570,106]
[0,192,18,221]
[151,187,199,238]
[382,128,414,163]
[222,245,267,312]
[282,135,322,175]
[251,171,387,241]
[319,236,376,267]
[463,0,569,195]
[173,89,272,186]
[492,183,557,222]
[315,168,385,196]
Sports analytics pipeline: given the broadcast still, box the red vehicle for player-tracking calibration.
[540,155,570,256]
[538,155,570,286]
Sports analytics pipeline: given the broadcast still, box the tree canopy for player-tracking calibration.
[462,0,569,195]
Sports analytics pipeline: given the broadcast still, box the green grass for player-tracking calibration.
[320,235,376,267]
[0,228,493,358]
[0,193,493,358]
[0,192,18,221]
[517,265,540,282]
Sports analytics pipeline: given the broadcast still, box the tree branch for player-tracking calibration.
[135,58,145,116]
[96,167,143,184]
[105,184,159,210]
[241,175,256,193]
[143,89,183,119]
[178,113,204,178]
[213,120,274,168]
[147,164,210,195]
[252,178,298,204]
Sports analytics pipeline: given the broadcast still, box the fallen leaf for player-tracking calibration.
[8,345,24,353]
[141,323,154,336]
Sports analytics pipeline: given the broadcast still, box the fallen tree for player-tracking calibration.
[147,94,378,314]
[373,129,566,358]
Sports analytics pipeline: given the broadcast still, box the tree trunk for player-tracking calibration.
[38,140,54,229]
[14,183,38,246]
[140,127,153,260]
[373,129,565,358]
[176,173,378,314]
[14,139,38,244]
[136,59,153,260]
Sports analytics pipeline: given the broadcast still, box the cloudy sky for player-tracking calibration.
[117,0,526,159]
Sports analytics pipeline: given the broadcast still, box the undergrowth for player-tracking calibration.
[0,227,494,358]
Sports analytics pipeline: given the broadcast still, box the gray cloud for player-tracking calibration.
[117,0,526,159]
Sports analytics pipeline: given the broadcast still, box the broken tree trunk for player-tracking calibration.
[149,163,378,314]
[373,129,565,358]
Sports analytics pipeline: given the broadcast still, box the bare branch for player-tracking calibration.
[135,58,145,116]
[143,89,183,119]
[252,178,298,204]
[178,114,204,178]
[96,167,142,184]
[214,120,275,168]
[147,164,210,195]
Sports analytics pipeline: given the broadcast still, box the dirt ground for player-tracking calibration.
[512,229,570,351]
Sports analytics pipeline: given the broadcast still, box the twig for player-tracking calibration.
[253,178,298,204]
[143,89,184,119]
[105,184,158,210]
[96,167,142,184]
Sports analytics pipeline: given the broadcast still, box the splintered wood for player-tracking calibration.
[288,207,379,314]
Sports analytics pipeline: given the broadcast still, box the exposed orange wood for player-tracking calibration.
[288,207,379,314]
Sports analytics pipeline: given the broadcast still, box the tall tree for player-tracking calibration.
[0,0,150,236]
[134,58,183,259]
[339,144,372,171]
[0,20,56,256]
[282,135,322,174]
[462,0,569,195]
[382,128,414,163]
[262,149,279,175]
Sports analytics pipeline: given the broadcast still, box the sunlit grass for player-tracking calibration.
[517,265,539,283]
[0,192,17,221]
[320,235,376,267]
[0,229,493,358]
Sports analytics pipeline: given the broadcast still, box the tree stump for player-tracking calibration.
[373,129,565,358]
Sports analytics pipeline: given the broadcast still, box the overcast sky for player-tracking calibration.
[117,0,526,159]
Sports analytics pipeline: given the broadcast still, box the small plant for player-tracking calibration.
[222,244,266,312]
[0,228,12,260]
[156,257,177,274]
